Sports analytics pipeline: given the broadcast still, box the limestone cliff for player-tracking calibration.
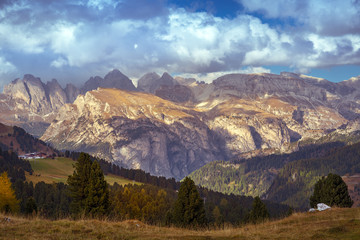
[41,88,225,180]
[0,74,80,136]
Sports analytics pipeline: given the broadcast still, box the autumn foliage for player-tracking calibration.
[0,171,19,213]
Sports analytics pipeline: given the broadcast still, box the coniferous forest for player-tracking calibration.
[0,147,290,226]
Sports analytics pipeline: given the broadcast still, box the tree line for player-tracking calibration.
[266,141,360,208]
[1,149,290,226]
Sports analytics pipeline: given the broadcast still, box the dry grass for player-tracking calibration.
[1,208,360,240]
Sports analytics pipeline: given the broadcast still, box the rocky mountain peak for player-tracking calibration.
[65,83,80,103]
[81,76,102,93]
[81,69,137,93]
[23,74,43,85]
[137,72,161,92]
[46,79,62,90]
[104,69,126,80]
[102,69,137,91]
[147,72,177,94]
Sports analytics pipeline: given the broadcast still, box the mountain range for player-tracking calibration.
[2,70,360,182]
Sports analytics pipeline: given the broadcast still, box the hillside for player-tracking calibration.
[1,208,360,239]
[189,140,347,198]
[26,157,137,186]
[0,123,54,155]
[266,141,360,209]
[41,88,226,180]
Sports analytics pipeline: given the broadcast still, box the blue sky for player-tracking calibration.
[0,0,359,87]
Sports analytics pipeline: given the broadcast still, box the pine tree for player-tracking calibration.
[84,160,110,217]
[0,171,19,213]
[25,197,37,215]
[310,173,353,208]
[172,177,207,227]
[248,196,269,224]
[67,152,92,215]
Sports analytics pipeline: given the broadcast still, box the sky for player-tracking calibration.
[0,0,359,88]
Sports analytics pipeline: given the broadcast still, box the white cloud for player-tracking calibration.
[176,67,272,83]
[239,0,360,36]
[0,0,358,87]
[50,57,68,68]
[0,56,16,74]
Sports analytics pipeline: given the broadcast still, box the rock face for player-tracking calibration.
[0,69,136,136]
[65,83,80,103]
[137,72,161,92]
[81,69,137,94]
[41,88,225,179]
[40,71,360,180]
[3,69,360,180]
[138,72,177,94]
[138,72,194,102]
[0,74,81,136]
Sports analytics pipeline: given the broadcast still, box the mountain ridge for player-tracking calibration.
[2,70,360,181]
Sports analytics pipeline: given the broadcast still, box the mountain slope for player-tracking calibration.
[266,141,360,209]
[0,75,78,136]
[40,71,360,180]
[0,122,54,155]
[41,88,225,180]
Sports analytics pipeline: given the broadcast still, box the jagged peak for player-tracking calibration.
[161,72,173,79]
[46,78,62,88]
[139,72,160,79]
[104,69,128,80]
[65,83,77,89]
[23,74,42,84]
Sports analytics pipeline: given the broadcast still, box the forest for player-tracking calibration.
[0,147,290,226]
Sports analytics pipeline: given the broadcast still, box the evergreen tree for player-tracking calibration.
[84,160,110,217]
[0,171,19,213]
[25,197,37,215]
[310,173,353,208]
[248,196,269,224]
[67,152,92,215]
[172,177,207,227]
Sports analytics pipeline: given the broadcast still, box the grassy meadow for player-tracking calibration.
[26,157,137,186]
[1,208,360,240]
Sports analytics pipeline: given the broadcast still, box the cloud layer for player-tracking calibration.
[0,0,359,86]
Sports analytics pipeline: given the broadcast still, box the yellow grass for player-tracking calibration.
[1,208,360,239]
[26,157,138,186]
[91,88,193,119]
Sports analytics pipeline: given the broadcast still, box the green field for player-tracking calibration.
[26,157,137,185]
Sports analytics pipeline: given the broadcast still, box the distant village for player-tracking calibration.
[18,152,49,159]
